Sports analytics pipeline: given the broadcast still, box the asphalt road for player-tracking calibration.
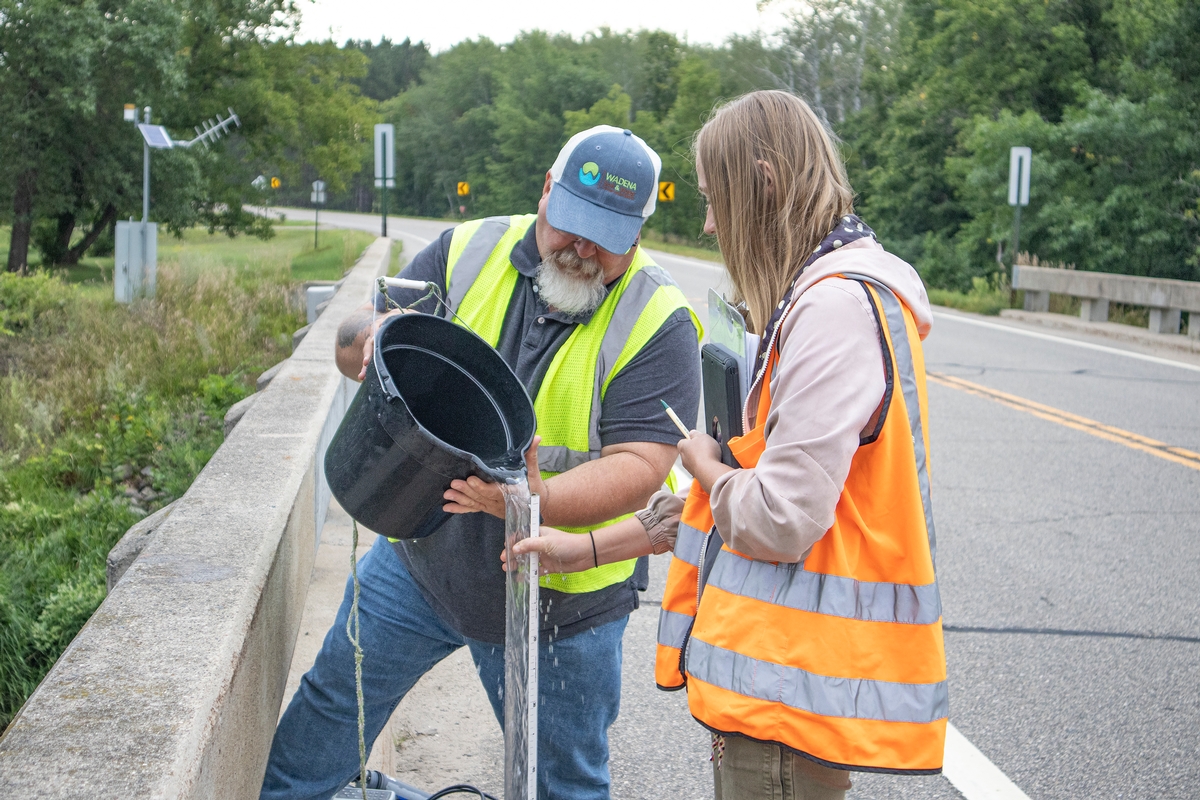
[283,209,1200,799]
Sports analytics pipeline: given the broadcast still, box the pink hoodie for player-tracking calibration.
[644,237,932,564]
[709,237,932,562]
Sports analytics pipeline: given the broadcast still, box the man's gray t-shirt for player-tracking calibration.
[380,223,700,645]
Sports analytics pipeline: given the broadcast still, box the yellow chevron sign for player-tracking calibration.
[658,181,675,202]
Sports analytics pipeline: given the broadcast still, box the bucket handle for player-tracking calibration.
[376,276,481,339]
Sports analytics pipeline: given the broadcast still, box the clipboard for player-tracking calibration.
[702,343,743,467]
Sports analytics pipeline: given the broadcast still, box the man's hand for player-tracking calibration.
[444,437,545,519]
[357,309,405,381]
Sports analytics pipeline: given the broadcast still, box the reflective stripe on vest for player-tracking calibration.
[657,608,692,650]
[535,264,687,472]
[687,638,949,724]
[667,277,946,774]
[655,481,714,690]
[705,547,941,625]
[446,215,701,594]
[845,272,937,563]
[446,217,511,313]
[672,520,709,568]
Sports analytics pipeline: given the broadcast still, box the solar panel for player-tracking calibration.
[137,124,173,149]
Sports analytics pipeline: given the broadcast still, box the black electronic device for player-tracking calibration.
[701,343,744,468]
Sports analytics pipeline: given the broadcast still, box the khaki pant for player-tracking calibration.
[712,735,851,800]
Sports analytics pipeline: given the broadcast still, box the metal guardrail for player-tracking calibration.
[1013,264,1200,337]
[0,238,391,798]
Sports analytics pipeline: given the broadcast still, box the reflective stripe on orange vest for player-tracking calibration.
[655,276,947,774]
[655,481,720,690]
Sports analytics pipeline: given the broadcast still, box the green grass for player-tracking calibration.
[0,226,373,731]
[0,225,115,284]
[290,229,378,282]
[927,275,1013,316]
[639,228,724,263]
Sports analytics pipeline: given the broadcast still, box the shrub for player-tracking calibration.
[0,272,73,335]
[927,274,1013,316]
[0,227,370,730]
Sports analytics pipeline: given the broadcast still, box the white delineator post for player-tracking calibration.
[1008,146,1031,272]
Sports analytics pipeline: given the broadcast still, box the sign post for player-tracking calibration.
[375,124,395,237]
[311,180,326,249]
[657,181,675,241]
[1008,146,1031,272]
[457,181,470,217]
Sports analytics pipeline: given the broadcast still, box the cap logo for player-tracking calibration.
[602,172,637,199]
[579,162,600,186]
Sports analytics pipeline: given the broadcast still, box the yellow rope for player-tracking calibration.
[346,520,368,800]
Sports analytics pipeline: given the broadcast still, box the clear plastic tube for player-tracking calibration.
[502,481,539,800]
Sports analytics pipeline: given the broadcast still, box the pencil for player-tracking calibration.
[660,399,693,438]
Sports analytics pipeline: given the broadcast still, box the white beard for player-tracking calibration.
[536,248,608,316]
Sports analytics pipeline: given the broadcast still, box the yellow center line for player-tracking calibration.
[927,372,1200,473]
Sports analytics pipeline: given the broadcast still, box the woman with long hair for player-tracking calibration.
[506,90,947,799]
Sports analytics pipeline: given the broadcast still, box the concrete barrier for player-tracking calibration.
[0,238,391,798]
[1013,264,1200,336]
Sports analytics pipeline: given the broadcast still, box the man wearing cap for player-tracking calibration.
[261,126,701,800]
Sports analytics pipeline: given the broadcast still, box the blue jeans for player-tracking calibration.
[261,536,627,800]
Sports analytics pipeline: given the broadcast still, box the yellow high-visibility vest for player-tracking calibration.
[446,214,701,594]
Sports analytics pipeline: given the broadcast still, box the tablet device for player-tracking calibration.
[701,343,744,468]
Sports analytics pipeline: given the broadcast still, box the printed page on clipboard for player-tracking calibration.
[706,289,760,401]
[703,290,761,465]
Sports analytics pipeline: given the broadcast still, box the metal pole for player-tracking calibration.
[1012,204,1022,269]
[381,132,389,238]
[142,106,151,223]
[315,205,319,250]
[1010,159,1023,270]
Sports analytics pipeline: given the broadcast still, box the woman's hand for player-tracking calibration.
[501,529,595,574]
[678,431,734,494]
[444,436,545,520]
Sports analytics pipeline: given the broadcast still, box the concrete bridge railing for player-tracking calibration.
[1013,263,1200,337]
[0,238,391,797]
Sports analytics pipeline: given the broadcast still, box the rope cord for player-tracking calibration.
[348,282,504,800]
[347,519,368,800]
[375,277,479,334]
[426,785,501,800]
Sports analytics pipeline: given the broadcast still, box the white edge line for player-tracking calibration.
[642,247,725,273]
[933,311,1200,374]
[943,722,1032,800]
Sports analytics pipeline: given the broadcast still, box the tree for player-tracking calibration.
[0,0,114,272]
[1,0,388,269]
[847,0,1098,286]
[345,37,431,102]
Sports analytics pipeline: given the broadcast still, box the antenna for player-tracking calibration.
[176,107,243,149]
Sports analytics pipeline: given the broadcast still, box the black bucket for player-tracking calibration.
[324,313,536,540]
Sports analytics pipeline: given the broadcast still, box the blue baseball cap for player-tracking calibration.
[547,125,662,254]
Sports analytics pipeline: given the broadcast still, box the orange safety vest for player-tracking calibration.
[655,275,947,774]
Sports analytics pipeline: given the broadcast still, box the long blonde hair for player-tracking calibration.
[696,91,855,334]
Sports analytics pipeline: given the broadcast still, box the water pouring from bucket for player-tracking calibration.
[324,308,541,799]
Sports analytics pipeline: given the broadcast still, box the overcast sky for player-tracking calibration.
[295,0,791,51]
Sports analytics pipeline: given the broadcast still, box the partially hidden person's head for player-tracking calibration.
[535,126,661,316]
[696,90,854,333]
